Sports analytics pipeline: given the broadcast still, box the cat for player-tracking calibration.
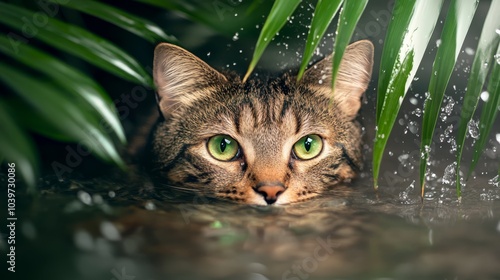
[146,40,374,205]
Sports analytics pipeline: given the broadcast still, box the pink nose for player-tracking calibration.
[255,185,285,204]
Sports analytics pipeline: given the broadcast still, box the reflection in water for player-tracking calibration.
[2,173,500,280]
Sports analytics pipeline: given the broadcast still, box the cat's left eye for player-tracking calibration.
[292,134,323,160]
[207,135,240,161]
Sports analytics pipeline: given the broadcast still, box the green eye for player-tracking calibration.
[207,135,240,161]
[293,134,323,160]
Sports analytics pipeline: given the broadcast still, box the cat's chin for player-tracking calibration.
[243,191,306,206]
[247,199,286,206]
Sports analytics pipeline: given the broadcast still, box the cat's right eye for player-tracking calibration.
[292,134,323,160]
[207,135,240,161]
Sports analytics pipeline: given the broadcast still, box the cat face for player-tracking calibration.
[150,41,373,205]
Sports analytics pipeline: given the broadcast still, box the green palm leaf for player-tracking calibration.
[0,35,126,144]
[0,64,125,168]
[373,0,443,189]
[469,50,500,178]
[330,0,369,90]
[297,0,343,81]
[52,0,177,44]
[243,0,301,82]
[0,101,38,190]
[455,0,500,197]
[134,0,254,36]
[419,0,478,197]
[376,1,416,122]
[0,2,152,87]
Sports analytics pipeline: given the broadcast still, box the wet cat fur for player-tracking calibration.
[148,41,374,205]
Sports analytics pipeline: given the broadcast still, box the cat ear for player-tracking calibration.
[153,43,227,118]
[302,40,374,119]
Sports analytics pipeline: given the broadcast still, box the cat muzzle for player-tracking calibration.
[254,184,286,205]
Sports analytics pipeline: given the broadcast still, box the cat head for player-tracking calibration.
[151,41,373,205]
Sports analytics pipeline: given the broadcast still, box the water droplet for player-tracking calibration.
[388,151,394,156]
[436,39,442,47]
[412,108,422,117]
[77,191,92,205]
[108,191,115,198]
[465,47,475,56]
[207,52,211,57]
[445,124,453,135]
[494,53,500,64]
[496,133,500,144]
[408,121,418,134]
[100,221,121,241]
[480,91,489,102]
[439,134,445,142]
[145,201,156,210]
[424,145,431,153]
[398,154,409,164]
[488,175,499,187]
[232,32,239,41]
[409,97,418,105]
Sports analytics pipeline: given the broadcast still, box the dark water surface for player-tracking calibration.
[2,170,500,280]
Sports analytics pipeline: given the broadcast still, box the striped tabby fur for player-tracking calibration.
[149,41,374,205]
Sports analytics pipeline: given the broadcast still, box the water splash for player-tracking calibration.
[440,96,455,121]
[488,175,499,187]
[399,180,415,204]
[412,108,422,117]
[442,162,457,185]
[468,119,480,139]
[439,124,453,142]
